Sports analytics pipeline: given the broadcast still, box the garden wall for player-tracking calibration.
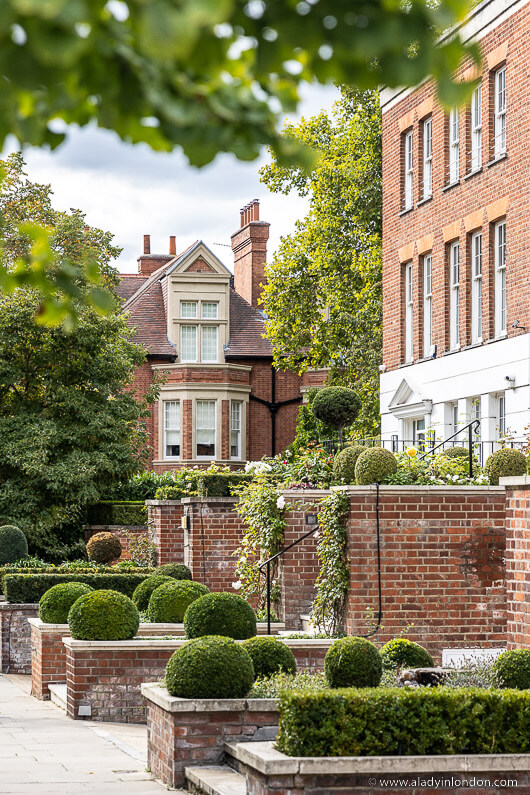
[503,477,530,649]
[0,602,38,674]
[84,525,147,561]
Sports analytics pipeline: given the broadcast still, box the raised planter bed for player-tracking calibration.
[0,602,39,673]
[63,636,332,724]
[227,741,530,794]
[142,683,279,789]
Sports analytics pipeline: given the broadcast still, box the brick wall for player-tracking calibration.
[0,603,38,674]
[146,500,185,566]
[505,481,530,649]
[382,4,530,369]
[84,525,147,561]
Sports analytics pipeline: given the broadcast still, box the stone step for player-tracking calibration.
[48,683,67,712]
[185,764,246,795]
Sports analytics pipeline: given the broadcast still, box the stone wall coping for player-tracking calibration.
[336,485,505,493]
[501,475,530,487]
[180,496,237,505]
[141,683,278,713]
[226,741,530,776]
[28,618,186,634]
[62,636,331,651]
[0,602,39,611]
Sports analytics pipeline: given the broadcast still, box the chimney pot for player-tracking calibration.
[240,209,245,228]
[169,235,176,255]
[143,234,150,255]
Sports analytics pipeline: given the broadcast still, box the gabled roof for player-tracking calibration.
[225,290,272,358]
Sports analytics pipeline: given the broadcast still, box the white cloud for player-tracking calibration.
[4,82,339,273]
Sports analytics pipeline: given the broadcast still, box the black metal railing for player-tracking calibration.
[417,419,480,477]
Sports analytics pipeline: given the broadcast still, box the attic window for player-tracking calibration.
[202,301,218,319]
[181,301,197,318]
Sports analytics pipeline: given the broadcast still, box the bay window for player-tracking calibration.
[196,400,216,458]
[230,401,242,459]
[164,401,180,459]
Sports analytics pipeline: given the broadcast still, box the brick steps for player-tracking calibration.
[185,765,245,795]
[48,683,67,712]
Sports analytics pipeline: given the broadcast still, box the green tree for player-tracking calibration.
[260,88,382,436]
[0,156,154,558]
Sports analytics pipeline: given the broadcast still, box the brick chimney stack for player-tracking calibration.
[231,199,270,308]
[137,234,178,276]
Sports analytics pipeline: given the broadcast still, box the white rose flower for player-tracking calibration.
[232,580,242,590]
[276,495,286,510]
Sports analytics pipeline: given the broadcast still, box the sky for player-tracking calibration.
[4,82,339,274]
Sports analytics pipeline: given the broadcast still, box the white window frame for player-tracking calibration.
[412,417,426,450]
[201,302,218,319]
[423,254,432,358]
[180,301,198,319]
[471,231,483,343]
[196,399,216,459]
[230,401,242,460]
[471,85,482,171]
[494,220,506,336]
[498,394,506,439]
[451,402,459,437]
[404,130,413,210]
[422,118,432,199]
[181,325,198,362]
[449,108,459,184]
[404,262,413,362]
[494,66,506,158]
[164,400,180,460]
[201,325,218,363]
[449,242,460,350]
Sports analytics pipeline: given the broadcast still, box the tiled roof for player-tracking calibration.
[126,280,176,358]
[225,289,272,358]
[115,274,148,303]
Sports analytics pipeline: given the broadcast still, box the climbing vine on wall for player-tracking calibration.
[232,474,286,613]
[310,489,350,636]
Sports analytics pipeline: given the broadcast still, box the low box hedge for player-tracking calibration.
[4,572,152,603]
[0,566,153,592]
[85,501,147,526]
[276,687,530,757]
[154,472,252,500]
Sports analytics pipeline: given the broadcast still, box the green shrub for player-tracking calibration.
[485,448,527,485]
[154,472,253,500]
[0,525,28,565]
[156,563,192,581]
[380,639,434,669]
[86,501,147,526]
[276,687,530,757]
[3,572,152,603]
[242,637,297,679]
[355,447,397,485]
[333,445,365,484]
[184,592,257,640]
[165,635,254,698]
[148,580,209,623]
[68,589,140,640]
[131,575,172,611]
[311,387,361,444]
[493,649,530,690]
[440,446,469,458]
[39,582,94,624]
[86,532,122,564]
[324,637,382,688]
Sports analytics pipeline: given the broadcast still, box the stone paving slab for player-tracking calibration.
[0,675,167,794]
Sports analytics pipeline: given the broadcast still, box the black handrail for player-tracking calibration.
[418,419,481,477]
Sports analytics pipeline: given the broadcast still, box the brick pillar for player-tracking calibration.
[30,621,68,699]
[504,478,530,649]
[221,399,230,460]
[147,501,185,565]
[182,399,193,460]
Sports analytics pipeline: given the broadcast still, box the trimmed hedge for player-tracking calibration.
[276,687,530,757]
[165,635,255,698]
[147,580,209,623]
[68,589,140,640]
[325,637,382,688]
[86,532,122,564]
[184,592,257,639]
[86,501,147,526]
[154,472,253,500]
[132,575,173,611]
[156,563,192,581]
[380,639,434,670]
[0,566,153,592]
[355,447,397,485]
[4,572,152,603]
[242,636,297,679]
[39,582,93,624]
[0,525,28,565]
[333,445,365,485]
[494,649,530,690]
[485,448,527,485]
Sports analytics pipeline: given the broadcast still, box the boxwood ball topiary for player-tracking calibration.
[441,446,469,459]
[156,562,192,581]
[165,635,254,698]
[333,445,365,484]
[355,447,397,485]
[147,580,209,623]
[325,636,382,688]
[493,649,530,689]
[485,448,527,485]
[311,386,361,443]
[184,592,257,639]
[39,582,94,624]
[380,638,434,670]
[132,575,173,612]
[68,589,140,640]
[86,532,122,564]
[242,636,297,679]
[0,525,28,565]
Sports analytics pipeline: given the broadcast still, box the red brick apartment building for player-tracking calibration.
[117,201,323,471]
[380,0,530,455]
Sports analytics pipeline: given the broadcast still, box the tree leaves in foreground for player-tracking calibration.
[0,155,154,557]
[0,0,478,167]
[260,88,382,436]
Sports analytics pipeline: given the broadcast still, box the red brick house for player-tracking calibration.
[379,0,530,456]
[117,201,323,470]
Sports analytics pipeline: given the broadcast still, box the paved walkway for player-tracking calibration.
[0,674,169,794]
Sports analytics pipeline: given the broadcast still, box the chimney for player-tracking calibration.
[169,235,176,255]
[231,199,270,308]
[137,234,174,276]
